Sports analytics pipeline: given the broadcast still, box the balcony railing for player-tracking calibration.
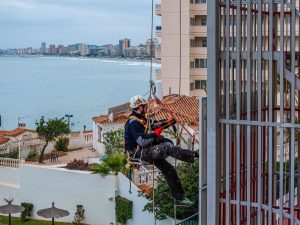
[155,4,161,16]
[0,158,19,168]
[155,46,161,58]
[155,26,162,37]
[133,169,160,186]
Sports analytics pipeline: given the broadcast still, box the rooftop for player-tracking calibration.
[93,94,199,131]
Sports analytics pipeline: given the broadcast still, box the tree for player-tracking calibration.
[36,116,70,163]
[143,160,199,220]
[103,129,124,155]
[55,137,69,152]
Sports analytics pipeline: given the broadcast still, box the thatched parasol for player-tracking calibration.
[37,202,69,225]
[0,198,24,225]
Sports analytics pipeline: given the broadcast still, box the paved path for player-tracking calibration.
[45,148,100,165]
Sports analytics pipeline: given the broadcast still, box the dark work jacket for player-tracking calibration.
[124,111,156,152]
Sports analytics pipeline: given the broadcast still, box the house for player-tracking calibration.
[0,128,43,156]
[92,94,200,154]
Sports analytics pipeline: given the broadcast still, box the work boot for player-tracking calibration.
[175,197,194,207]
[193,151,199,158]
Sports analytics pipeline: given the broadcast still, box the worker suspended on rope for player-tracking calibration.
[124,95,198,207]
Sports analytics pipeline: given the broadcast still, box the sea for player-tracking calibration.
[0,56,160,131]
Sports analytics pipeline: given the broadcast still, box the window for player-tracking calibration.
[200,59,207,68]
[195,0,207,3]
[201,80,207,90]
[195,80,207,90]
[195,80,201,89]
[190,39,195,47]
[190,61,195,68]
[190,83,194,91]
[201,39,207,47]
[193,59,207,68]
[201,18,207,26]
[97,126,102,142]
[190,18,196,25]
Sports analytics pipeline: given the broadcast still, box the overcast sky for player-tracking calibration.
[0,0,160,49]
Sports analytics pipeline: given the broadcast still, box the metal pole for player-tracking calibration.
[9,214,11,225]
[207,0,220,223]
[52,217,54,225]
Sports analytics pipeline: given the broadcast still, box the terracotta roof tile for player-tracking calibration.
[4,128,35,137]
[93,94,199,131]
[0,136,10,144]
[83,130,93,134]
[93,115,108,123]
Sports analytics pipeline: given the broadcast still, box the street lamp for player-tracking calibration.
[65,114,73,130]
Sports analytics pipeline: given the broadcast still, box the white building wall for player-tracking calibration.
[92,122,124,154]
[0,165,116,225]
[117,173,174,225]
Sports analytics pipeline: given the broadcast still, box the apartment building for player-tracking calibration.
[155,0,207,97]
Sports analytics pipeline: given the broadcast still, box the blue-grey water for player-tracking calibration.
[0,56,159,131]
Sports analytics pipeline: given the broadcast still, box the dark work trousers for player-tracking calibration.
[131,141,195,200]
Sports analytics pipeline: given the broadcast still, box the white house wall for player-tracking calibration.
[117,173,174,225]
[0,165,116,225]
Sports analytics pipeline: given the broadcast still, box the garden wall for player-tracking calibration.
[0,165,116,225]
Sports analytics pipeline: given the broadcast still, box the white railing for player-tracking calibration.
[133,169,160,186]
[0,158,19,168]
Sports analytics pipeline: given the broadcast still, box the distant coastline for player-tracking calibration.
[0,54,161,65]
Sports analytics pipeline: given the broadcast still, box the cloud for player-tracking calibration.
[0,0,161,49]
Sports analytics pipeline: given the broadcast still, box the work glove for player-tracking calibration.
[155,135,164,142]
[154,126,163,136]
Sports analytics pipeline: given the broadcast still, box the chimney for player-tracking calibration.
[156,80,163,99]
[18,123,26,128]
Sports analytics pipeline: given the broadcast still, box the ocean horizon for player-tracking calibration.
[0,56,159,131]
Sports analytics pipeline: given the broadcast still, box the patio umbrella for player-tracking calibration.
[37,202,69,225]
[0,198,25,225]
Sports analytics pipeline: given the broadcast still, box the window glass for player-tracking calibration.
[201,80,207,90]
[201,18,207,26]
[195,80,201,89]
[190,61,195,68]
[200,59,207,68]
[190,83,194,91]
[97,126,102,142]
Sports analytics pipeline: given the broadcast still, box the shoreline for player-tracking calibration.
[0,55,161,64]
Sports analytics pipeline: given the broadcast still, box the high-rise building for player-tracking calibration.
[146,38,159,56]
[49,44,57,55]
[155,0,207,97]
[77,43,89,56]
[118,38,131,56]
[40,42,46,54]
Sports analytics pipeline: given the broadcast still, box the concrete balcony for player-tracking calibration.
[155,46,161,59]
[155,4,161,16]
[156,26,162,37]
[190,47,207,56]
[190,3,207,15]
[190,68,207,76]
[156,69,161,80]
[190,25,207,36]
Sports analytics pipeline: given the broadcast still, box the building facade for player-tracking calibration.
[205,0,300,224]
[155,0,207,97]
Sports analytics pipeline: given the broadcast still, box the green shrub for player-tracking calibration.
[0,149,19,159]
[116,196,133,225]
[103,129,124,155]
[55,137,69,152]
[26,151,39,160]
[20,202,33,222]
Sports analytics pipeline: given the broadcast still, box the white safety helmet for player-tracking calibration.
[130,95,147,109]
